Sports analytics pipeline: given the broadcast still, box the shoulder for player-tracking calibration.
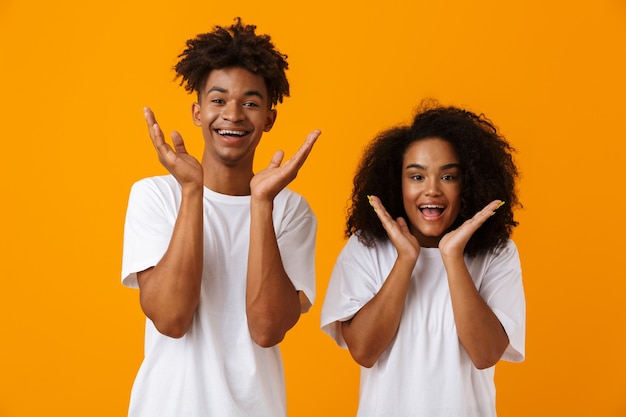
[131,175,179,193]
[468,239,521,279]
[348,232,393,251]
[274,188,314,217]
[328,235,397,297]
[471,239,519,261]
[498,239,518,251]
[490,239,519,261]
[275,187,305,205]
[126,175,182,217]
[129,175,180,200]
[340,233,395,263]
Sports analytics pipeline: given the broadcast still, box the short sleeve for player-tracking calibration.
[275,190,318,306]
[320,235,388,348]
[479,240,526,362]
[121,178,178,288]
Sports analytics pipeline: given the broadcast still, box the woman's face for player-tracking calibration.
[401,137,462,247]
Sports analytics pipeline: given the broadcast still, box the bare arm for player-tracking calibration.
[341,195,419,368]
[246,130,321,347]
[439,200,509,369]
[136,108,204,338]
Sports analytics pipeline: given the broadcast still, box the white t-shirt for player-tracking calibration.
[121,175,316,417]
[321,235,525,417]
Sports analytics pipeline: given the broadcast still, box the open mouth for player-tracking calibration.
[217,129,249,137]
[419,204,445,217]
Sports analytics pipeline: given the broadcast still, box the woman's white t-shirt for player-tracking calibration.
[321,235,525,417]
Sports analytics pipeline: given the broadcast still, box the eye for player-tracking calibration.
[441,171,462,182]
[410,174,424,181]
[243,101,260,108]
[211,98,225,105]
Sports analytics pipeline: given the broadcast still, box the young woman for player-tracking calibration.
[321,103,525,417]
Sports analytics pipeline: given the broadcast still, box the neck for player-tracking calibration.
[201,152,254,196]
[202,165,253,196]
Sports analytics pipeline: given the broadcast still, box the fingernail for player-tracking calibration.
[367,195,373,206]
[491,201,505,216]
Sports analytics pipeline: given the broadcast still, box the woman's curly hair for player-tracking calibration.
[346,101,520,256]
[174,17,289,108]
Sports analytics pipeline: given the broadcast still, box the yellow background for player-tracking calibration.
[1,0,625,416]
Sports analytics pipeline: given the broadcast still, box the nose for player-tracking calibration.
[424,177,442,196]
[221,100,244,122]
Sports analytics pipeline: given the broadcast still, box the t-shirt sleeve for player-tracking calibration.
[276,192,318,307]
[121,178,177,288]
[320,235,382,348]
[480,240,526,362]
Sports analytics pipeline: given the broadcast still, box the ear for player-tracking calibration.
[264,109,277,132]
[191,102,202,126]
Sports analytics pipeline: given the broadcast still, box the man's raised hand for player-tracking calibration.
[250,129,321,201]
[144,107,203,188]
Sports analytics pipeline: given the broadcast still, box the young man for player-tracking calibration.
[121,18,321,417]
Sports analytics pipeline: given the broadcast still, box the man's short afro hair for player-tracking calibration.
[174,17,290,108]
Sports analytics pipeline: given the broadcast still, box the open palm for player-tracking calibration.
[439,200,503,258]
[250,130,320,201]
[368,195,420,262]
[144,107,203,188]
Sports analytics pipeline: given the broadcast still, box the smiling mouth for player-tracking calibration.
[217,129,249,137]
[419,205,445,216]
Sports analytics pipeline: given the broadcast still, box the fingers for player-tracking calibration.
[456,200,504,239]
[301,129,321,150]
[144,107,179,166]
[369,195,420,259]
[440,199,504,257]
[474,199,505,223]
[268,150,285,169]
[304,129,322,147]
[396,216,411,235]
[144,107,165,149]
[170,131,188,155]
[143,106,156,127]
[289,129,321,168]
[267,130,321,179]
[368,195,398,233]
[367,195,389,221]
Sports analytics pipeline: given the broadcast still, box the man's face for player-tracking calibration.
[192,67,276,168]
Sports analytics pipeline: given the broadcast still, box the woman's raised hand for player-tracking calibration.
[439,200,504,259]
[368,195,420,263]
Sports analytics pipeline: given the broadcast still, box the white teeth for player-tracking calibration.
[420,204,444,209]
[218,129,246,136]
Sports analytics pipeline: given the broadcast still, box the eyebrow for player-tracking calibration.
[405,163,462,170]
[206,86,265,100]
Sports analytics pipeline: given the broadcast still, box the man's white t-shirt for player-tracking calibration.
[321,235,525,417]
[122,175,316,417]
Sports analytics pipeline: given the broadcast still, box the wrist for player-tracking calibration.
[250,197,274,220]
[181,183,204,198]
[440,253,466,271]
[396,253,418,270]
[250,194,274,207]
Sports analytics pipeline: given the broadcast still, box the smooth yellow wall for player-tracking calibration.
[1,1,625,416]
